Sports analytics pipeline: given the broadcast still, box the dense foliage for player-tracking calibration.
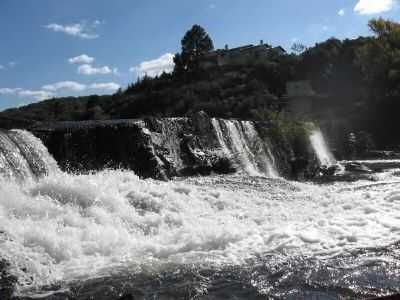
[174,24,214,74]
[2,19,400,148]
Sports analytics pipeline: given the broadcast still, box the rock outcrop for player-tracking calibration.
[30,112,319,180]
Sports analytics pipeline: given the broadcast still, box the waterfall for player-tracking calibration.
[309,128,336,166]
[211,119,278,177]
[0,130,34,180]
[0,129,59,181]
[242,121,278,177]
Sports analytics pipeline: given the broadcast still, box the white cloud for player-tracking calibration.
[68,54,94,64]
[78,64,114,75]
[18,90,54,101]
[0,87,53,101]
[0,88,22,94]
[43,81,87,92]
[0,62,17,71]
[90,82,121,91]
[45,21,100,39]
[0,79,121,103]
[354,0,395,14]
[338,9,345,16]
[130,53,175,78]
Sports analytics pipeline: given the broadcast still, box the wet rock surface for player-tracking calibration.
[31,115,234,180]
[30,113,317,180]
[311,163,378,183]
[0,259,17,300]
[344,162,373,173]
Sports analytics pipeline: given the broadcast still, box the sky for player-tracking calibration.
[0,0,399,111]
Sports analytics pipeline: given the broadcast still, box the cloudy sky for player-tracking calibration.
[0,0,399,110]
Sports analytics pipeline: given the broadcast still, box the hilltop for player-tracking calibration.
[2,19,400,153]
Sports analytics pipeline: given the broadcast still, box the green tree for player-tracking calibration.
[357,18,400,96]
[368,18,400,39]
[174,24,214,74]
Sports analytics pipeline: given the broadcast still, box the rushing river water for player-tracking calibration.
[1,170,400,299]
[1,130,400,299]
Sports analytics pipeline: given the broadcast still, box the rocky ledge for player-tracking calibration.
[30,112,319,180]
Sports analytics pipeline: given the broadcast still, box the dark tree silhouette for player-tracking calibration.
[291,43,306,54]
[174,24,214,73]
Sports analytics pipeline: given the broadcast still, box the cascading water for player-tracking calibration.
[309,128,336,166]
[242,121,278,177]
[0,130,58,181]
[0,130,33,180]
[211,119,278,177]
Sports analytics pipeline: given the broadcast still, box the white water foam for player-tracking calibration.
[2,169,400,296]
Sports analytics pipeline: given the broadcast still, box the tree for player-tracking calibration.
[368,18,400,39]
[173,53,185,75]
[356,18,400,95]
[291,43,306,54]
[174,24,214,73]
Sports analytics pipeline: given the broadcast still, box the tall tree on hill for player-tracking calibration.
[174,24,214,74]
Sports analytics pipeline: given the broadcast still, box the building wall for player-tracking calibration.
[199,45,285,69]
[218,46,276,66]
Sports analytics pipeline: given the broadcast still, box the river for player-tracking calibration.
[1,129,400,299]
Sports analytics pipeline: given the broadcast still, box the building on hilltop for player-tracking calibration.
[198,40,286,69]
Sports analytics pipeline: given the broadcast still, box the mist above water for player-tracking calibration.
[309,128,336,166]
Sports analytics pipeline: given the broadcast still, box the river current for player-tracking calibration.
[1,169,400,299]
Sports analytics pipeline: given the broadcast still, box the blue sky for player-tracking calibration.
[0,0,399,111]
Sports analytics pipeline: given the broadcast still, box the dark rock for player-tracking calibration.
[361,160,400,172]
[363,150,400,160]
[32,120,164,179]
[0,259,17,300]
[213,156,236,174]
[29,117,319,181]
[30,118,236,180]
[118,294,135,300]
[345,162,373,173]
[190,110,212,135]
[291,157,309,179]
[320,165,340,176]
